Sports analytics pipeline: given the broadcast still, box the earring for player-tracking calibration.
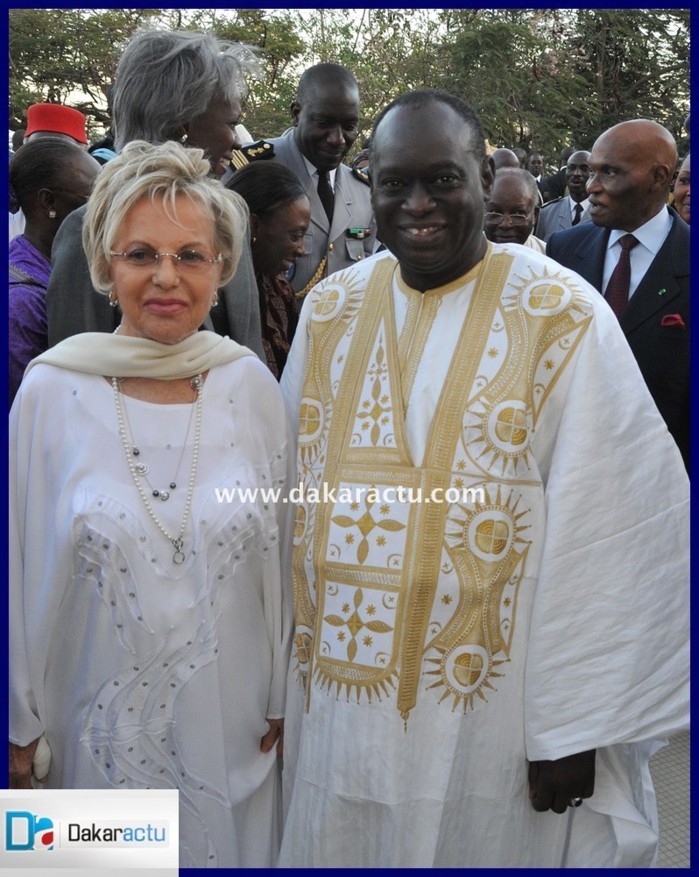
[211,293,219,308]
[108,292,119,309]
[251,236,257,244]
[48,210,56,219]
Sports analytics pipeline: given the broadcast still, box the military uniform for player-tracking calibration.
[243,130,377,298]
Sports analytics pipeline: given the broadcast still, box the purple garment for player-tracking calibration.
[9,234,51,407]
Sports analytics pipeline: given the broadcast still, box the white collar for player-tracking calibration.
[606,206,672,257]
[302,154,338,189]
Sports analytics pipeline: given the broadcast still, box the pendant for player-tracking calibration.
[159,491,170,502]
[134,462,149,476]
[172,538,185,565]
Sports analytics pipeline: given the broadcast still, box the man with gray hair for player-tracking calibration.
[44,28,264,356]
[490,147,520,171]
[484,166,545,251]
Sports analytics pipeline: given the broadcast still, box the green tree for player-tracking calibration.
[9,8,690,160]
[569,9,690,151]
[9,9,159,134]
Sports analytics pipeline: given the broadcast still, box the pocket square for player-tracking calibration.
[660,313,686,329]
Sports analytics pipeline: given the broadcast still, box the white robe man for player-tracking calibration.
[278,91,689,868]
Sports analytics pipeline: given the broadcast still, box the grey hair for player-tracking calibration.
[112,28,259,151]
[83,140,249,295]
[490,167,541,207]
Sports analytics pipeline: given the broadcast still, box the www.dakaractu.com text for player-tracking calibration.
[214,484,486,505]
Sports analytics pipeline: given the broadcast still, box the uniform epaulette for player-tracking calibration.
[241,140,275,162]
[351,166,370,186]
[540,196,564,208]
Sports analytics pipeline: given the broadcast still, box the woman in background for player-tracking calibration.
[672,153,690,223]
[9,139,99,405]
[226,161,311,378]
[45,28,264,356]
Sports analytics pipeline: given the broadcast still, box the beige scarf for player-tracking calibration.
[25,330,255,380]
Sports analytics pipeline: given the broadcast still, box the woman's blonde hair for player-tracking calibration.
[83,140,249,294]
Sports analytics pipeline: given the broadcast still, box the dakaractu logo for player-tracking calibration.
[5,811,54,851]
[5,811,169,851]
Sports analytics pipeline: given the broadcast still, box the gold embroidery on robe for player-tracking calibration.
[292,248,594,721]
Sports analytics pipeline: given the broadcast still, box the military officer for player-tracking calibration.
[244,63,376,300]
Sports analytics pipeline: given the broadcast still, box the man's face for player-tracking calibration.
[565,151,591,202]
[371,100,493,290]
[528,153,543,176]
[483,174,537,246]
[586,128,661,230]
[292,82,360,173]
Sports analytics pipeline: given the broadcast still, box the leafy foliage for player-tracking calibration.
[9,8,690,162]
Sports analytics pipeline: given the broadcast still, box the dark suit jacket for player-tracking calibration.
[547,210,690,470]
[539,167,567,203]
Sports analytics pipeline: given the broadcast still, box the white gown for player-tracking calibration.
[10,357,294,868]
[278,247,690,868]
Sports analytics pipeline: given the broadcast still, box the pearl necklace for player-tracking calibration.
[118,384,196,502]
[112,374,203,564]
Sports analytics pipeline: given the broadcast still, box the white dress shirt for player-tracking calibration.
[602,207,672,300]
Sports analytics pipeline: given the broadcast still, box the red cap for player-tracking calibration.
[25,103,88,145]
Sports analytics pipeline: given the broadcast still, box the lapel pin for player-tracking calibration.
[658,288,667,296]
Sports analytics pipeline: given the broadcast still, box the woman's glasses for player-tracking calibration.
[110,247,222,273]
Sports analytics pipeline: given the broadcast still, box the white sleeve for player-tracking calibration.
[524,303,690,760]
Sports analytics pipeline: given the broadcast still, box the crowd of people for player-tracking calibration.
[9,25,689,870]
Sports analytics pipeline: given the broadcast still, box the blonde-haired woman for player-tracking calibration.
[9,141,293,868]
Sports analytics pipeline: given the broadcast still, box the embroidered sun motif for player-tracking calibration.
[502,265,588,318]
[310,271,362,324]
[297,396,333,468]
[464,398,532,476]
[430,486,531,711]
[444,485,530,562]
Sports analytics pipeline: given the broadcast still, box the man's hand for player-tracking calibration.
[260,718,284,757]
[528,749,596,813]
[9,738,41,789]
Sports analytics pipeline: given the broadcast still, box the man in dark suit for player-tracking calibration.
[539,146,576,203]
[266,63,376,299]
[547,120,689,470]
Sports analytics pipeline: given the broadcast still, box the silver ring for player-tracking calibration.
[570,797,583,808]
